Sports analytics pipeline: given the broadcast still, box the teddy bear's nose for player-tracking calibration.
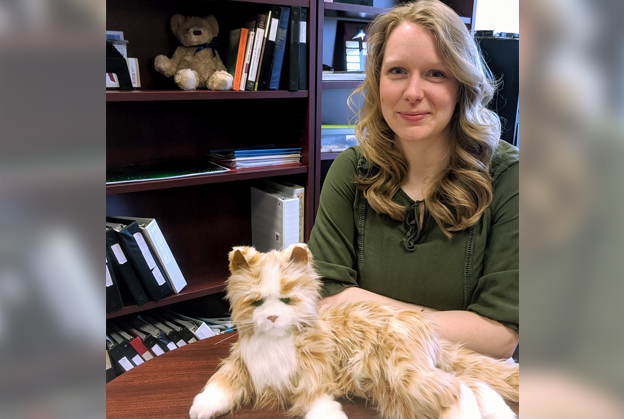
[193,30,202,36]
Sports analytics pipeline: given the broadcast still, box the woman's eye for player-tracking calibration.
[252,299,264,306]
[280,298,291,304]
[389,67,404,75]
[430,70,446,78]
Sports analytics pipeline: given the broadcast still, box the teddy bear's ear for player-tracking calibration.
[204,15,219,35]
[170,14,185,34]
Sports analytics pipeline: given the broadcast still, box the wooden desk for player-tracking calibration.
[107,333,519,418]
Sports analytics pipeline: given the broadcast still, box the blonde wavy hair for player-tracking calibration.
[351,0,501,237]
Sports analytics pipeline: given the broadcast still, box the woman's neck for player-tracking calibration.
[398,135,451,201]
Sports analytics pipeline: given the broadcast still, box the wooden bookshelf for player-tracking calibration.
[107,0,317,318]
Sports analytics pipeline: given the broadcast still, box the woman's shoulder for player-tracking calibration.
[329,146,367,175]
[490,140,519,183]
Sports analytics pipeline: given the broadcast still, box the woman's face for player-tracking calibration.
[379,22,459,148]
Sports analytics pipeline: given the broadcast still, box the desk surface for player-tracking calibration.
[106,333,519,418]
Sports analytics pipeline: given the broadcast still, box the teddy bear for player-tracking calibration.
[154,14,233,91]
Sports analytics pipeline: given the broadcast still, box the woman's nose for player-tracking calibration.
[403,75,424,102]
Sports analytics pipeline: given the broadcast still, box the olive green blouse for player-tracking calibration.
[308,142,519,332]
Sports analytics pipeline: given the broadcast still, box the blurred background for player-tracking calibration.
[0,0,623,417]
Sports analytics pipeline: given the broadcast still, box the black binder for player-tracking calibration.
[106,335,135,375]
[124,321,166,357]
[282,5,300,91]
[154,312,198,344]
[143,314,186,347]
[107,218,173,302]
[256,6,281,91]
[106,250,124,313]
[108,328,145,367]
[298,8,308,90]
[106,227,149,306]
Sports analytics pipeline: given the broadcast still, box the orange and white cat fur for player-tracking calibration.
[189,244,519,419]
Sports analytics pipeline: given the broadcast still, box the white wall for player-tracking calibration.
[474,0,519,33]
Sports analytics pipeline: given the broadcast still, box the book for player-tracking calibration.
[226,28,249,91]
[262,179,305,242]
[246,13,269,91]
[298,8,308,90]
[106,227,149,306]
[282,6,300,91]
[106,158,229,185]
[240,19,257,91]
[106,220,173,302]
[255,7,280,91]
[209,145,301,169]
[107,216,187,294]
[106,252,124,313]
[268,6,290,90]
[250,186,300,252]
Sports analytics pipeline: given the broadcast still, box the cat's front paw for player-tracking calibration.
[473,383,517,419]
[441,383,482,419]
[189,384,232,419]
[305,394,348,419]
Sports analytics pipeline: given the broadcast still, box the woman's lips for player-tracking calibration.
[399,112,429,122]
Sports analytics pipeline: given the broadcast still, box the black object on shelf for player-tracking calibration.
[475,31,519,146]
[107,41,133,90]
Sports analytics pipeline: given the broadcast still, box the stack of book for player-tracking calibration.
[107,311,235,381]
[208,145,301,169]
[106,216,187,313]
[225,6,308,92]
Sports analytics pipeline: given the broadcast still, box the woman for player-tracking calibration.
[308,0,518,359]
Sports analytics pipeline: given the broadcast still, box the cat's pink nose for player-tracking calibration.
[267,315,278,323]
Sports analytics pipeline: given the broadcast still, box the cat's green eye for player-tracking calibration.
[280,298,291,304]
[252,299,264,307]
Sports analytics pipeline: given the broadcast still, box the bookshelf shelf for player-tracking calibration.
[106,89,309,102]
[322,80,364,89]
[106,276,227,319]
[106,164,308,194]
[323,2,390,20]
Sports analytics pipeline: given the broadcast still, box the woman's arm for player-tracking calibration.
[319,287,518,359]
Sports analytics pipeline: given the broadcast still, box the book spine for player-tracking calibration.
[287,6,300,91]
[269,7,290,90]
[298,8,307,90]
[256,7,280,91]
[240,24,256,91]
[232,28,249,91]
[246,14,268,91]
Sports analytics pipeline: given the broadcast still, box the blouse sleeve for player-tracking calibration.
[467,159,519,333]
[307,148,360,297]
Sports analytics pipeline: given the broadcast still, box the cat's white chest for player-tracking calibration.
[240,334,297,392]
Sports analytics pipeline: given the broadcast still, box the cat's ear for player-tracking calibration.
[289,244,311,265]
[229,247,251,272]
